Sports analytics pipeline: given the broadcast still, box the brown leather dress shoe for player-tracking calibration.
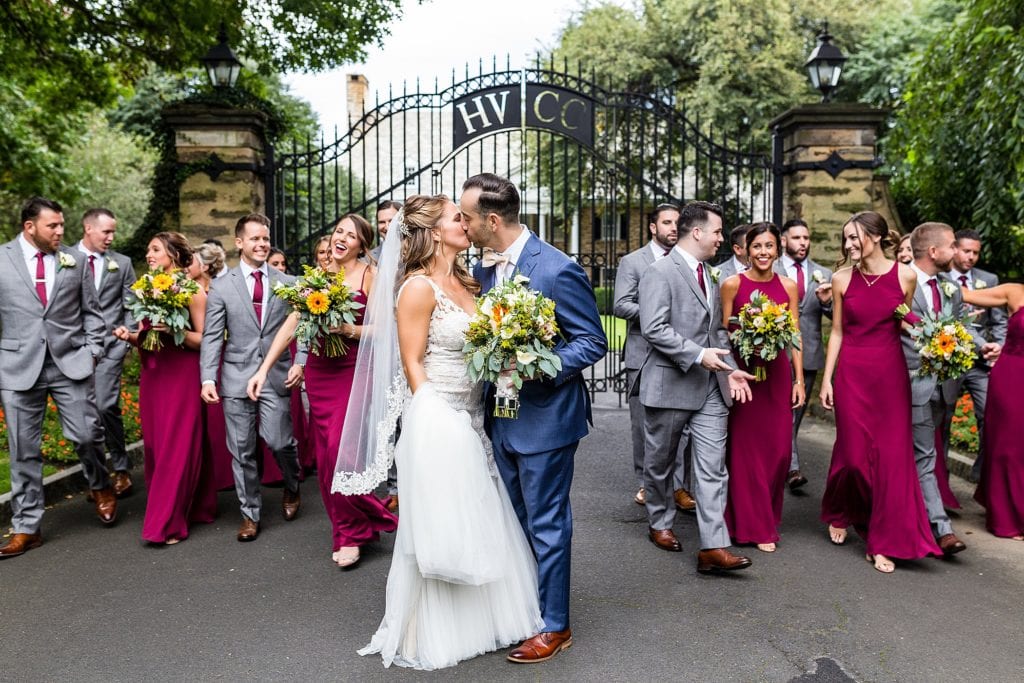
[938,533,967,556]
[0,533,43,559]
[237,517,260,542]
[111,471,133,497]
[648,527,682,552]
[507,629,572,663]
[282,488,301,521]
[385,494,399,513]
[674,487,696,511]
[787,470,808,490]
[92,487,118,525]
[697,547,752,574]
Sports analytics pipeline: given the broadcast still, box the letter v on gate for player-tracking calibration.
[455,91,511,135]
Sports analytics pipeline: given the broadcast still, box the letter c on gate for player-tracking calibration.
[561,98,585,130]
[533,90,558,124]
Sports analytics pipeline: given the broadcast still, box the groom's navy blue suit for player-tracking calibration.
[475,231,606,632]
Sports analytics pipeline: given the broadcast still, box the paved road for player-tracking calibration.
[2,403,1022,682]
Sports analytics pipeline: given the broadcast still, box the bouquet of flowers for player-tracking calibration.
[906,306,976,381]
[126,269,201,351]
[463,274,562,418]
[728,290,801,381]
[271,265,363,357]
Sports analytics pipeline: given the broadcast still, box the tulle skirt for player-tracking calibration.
[359,384,543,670]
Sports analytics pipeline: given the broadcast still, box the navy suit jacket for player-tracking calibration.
[474,231,607,454]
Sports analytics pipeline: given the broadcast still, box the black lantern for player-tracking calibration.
[200,24,242,88]
[805,22,847,102]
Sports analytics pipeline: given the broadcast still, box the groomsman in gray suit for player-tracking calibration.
[951,229,1007,481]
[200,213,304,542]
[715,223,751,278]
[77,208,136,497]
[636,201,754,573]
[903,222,997,556]
[774,219,832,490]
[613,203,694,511]
[0,197,117,559]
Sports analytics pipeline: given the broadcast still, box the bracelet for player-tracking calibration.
[793,381,804,386]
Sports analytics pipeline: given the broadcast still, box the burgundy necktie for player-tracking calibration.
[252,270,264,325]
[959,274,969,289]
[88,255,96,279]
[927,278,942,314]
[696,262,707,297]
[35,252,47,307]
[794,261,805,302]
[663,247,671,256]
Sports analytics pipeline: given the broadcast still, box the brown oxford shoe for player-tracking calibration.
[938,533,967,556]
[787,470,808,490]
[697,547,752,574]
[648,527,682,552]
[385,494,399,513]
[507,629,572,664]
[92,487,118,525]
[0,533,43,559]
[674,487,696,512]
[112,471,133,497]
[282,488,301,521]
[237,517,260,542]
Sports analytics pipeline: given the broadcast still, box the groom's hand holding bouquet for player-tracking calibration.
[463,273,562,418]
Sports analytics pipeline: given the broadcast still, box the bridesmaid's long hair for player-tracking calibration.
[836,211,894,269]
[335,213,375,265]
[399,194,480,294]
[152,231,193,270]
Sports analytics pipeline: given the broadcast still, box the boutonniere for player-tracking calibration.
[709,266,722,284]
[974,279,987,290]
[106,259,119,272]
[57,252,76,269]
[940,281,957,298]
[512,272,530,285]
[811,269,825,284]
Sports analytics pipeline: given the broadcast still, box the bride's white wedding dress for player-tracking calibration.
[359,275,543,670]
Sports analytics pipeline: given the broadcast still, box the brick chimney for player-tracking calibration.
[346,74,369,125]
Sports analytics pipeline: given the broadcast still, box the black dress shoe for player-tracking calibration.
[786,470,808,490]
[648,528,682,552]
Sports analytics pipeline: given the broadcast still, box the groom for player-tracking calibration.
[461,173,607,664]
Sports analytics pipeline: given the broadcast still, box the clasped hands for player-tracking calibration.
[701,348,754,404]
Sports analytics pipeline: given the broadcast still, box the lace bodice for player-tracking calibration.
[398,275,492,460]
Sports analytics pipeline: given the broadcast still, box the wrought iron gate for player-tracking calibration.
[271,58,774,399]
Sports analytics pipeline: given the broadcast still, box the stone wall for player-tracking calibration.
[771,104,902,267]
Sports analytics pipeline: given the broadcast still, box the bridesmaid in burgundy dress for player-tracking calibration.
[963,283,1024,540]
[722,223,804,553]
[113,232,212,544]
[249,214,397,568]
[819,211,941,573]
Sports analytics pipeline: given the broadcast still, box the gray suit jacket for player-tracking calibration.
[773,258,833,370]
[200,267,307,398]
[86,249,136,361]
[613,244,658,370]
[902,272,986,406]
[0,240,105,391]
[636,249,736,410]
[962,268,1007,346]
[716,256,740,280]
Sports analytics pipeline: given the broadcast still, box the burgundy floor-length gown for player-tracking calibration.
[725,274,794,545]
[820,264,941,559]
[139,328,212,543]
[304,278,397,551]
[975,309,1024,538]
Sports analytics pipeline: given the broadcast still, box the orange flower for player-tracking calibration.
[306,291,330,315]
[970,425,978,433]
[936,332,955,355]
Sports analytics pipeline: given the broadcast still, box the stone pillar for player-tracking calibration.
[770,103,901,266]
[161,103,269,265]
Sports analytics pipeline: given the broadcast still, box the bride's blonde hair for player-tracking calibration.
[400,194,479,294]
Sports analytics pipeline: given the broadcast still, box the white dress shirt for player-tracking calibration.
[911,263,941,311]
[649,240,672,261]
[19,233,55,301]
[731,255,748,274]
[495,227,532,283]
[76,242,105,290]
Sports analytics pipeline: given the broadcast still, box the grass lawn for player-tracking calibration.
[602,315,626,352]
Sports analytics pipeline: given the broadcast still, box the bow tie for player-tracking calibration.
[481,249,511,268]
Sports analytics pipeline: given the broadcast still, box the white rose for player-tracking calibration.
[812,270,825,283]
[106,259,119,272]
[975,280,987,290]
[516,350,537,365]
[58,252,76,269]
[709,267,722,283]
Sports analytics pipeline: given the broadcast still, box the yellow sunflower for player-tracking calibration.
[151,273,173,291]
[306,291,330,315]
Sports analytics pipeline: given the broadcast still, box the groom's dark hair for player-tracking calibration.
[21,196,63,225]
[677,200,723,237]
[462,173,519,223]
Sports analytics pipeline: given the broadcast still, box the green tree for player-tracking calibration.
[886,0,1024,277]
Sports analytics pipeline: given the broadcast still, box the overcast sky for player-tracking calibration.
[285,0,592,134]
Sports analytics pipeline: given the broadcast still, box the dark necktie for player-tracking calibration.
[252,270,264,325]
[35,252,47,307]
[959,274,969,289]
[794,261,805,302]
[88,255,96,280]
[696,262,707,297]
[663,247,671,256]
[928,278,942,314]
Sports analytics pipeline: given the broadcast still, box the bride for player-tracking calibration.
[332,194,543,670]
